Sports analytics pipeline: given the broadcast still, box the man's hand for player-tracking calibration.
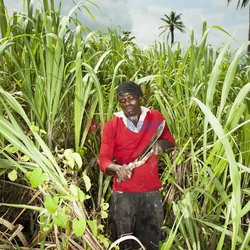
[116,164,132,182]
[106,163,132,182]
[153,139,175,155]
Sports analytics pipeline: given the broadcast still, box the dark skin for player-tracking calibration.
[106,92,175,182]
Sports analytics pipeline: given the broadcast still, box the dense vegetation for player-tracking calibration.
[0,0,249,249]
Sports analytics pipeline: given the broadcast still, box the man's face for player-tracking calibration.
[118,92,141,117]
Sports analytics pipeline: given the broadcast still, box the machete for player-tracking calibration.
[117,120,165,182]
[136,120,165,162]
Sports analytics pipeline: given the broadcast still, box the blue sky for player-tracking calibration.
[5,0,248,50]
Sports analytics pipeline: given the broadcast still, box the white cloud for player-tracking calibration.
[73,0,132,32]
[2,0,248,50]
[208,24,248,49]
[4,1,23,13]
[129,5,171,48]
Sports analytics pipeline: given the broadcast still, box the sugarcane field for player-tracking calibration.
[0,0,249,249]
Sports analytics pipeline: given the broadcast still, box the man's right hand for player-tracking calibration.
[116,164,132,182]
[106,163,132,182]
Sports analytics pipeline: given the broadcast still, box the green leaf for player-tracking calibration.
[100,210,108,219]
[72,218,86,237]
[53,212,68,228]
[30,123,39,132]
[73,152,82,169]
[21,154,30,162]
[40,129,47,134]
[78,189,85,203]
[101,199,109,211]
[83,173,91,191]
[26,168,48,188]
[6,146,18,154]
[97,234,110,249]
[0,170,7,177]
[8,170,17,181]
[64,149,75,169]
[98,223,104,232]
[70,184,88,202]
[44,195,59,214]
[87,219,98,237]
[42,224,52,232]
[70,184,78,199]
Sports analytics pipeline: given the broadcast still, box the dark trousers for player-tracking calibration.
[109,190,164,250]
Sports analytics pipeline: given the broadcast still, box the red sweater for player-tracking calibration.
[99,108,175,192]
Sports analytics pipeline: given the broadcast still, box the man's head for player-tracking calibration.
[117,81,142,117]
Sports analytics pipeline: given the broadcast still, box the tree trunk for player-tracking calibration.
[170,28,174,45]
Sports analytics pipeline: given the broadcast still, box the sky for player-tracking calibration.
[4,0,249,50]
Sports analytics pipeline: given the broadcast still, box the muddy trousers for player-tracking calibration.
[109,190,164,250]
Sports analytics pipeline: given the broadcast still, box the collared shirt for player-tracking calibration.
[99,107,175,192]
[114,106,150,133]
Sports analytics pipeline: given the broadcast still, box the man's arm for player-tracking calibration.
[155,115,176,154]
[99,119,131,182]
[99,120,116,173]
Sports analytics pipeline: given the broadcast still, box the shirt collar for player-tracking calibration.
[114,106,150,133]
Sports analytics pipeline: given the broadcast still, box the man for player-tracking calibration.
[99,81,175,249]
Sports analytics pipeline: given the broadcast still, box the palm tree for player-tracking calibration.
[121,31,135,43]
[227,0,250,54]
[159,11,185,46]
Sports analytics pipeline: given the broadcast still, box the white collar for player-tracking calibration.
[114,106,150,133]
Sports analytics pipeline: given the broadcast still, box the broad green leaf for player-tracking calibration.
[102,202,109,211]
[70,184,88,202]
[98,224,104,232]
[83,173,91,191]
[87,219,98,237]
[44,195,59,214]
[97,234,110,249]
[78,189,85,203]
[26,168,48,188]
[100,210,108,219]
[21,155,30,162]
[8,170,17,181]
[30,123,39,132]
[64,149,75,169]
[6,146,18,154]
[101,198,109,218]
[72,218,86,237]
[53,212,68,228]
[42,224,52,232]
[73,152,82,169]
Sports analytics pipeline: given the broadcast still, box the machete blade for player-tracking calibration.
[136,120,165,162]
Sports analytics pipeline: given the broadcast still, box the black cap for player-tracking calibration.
[117,81,143,97]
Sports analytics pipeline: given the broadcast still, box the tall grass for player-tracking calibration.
[153,40,249,249]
